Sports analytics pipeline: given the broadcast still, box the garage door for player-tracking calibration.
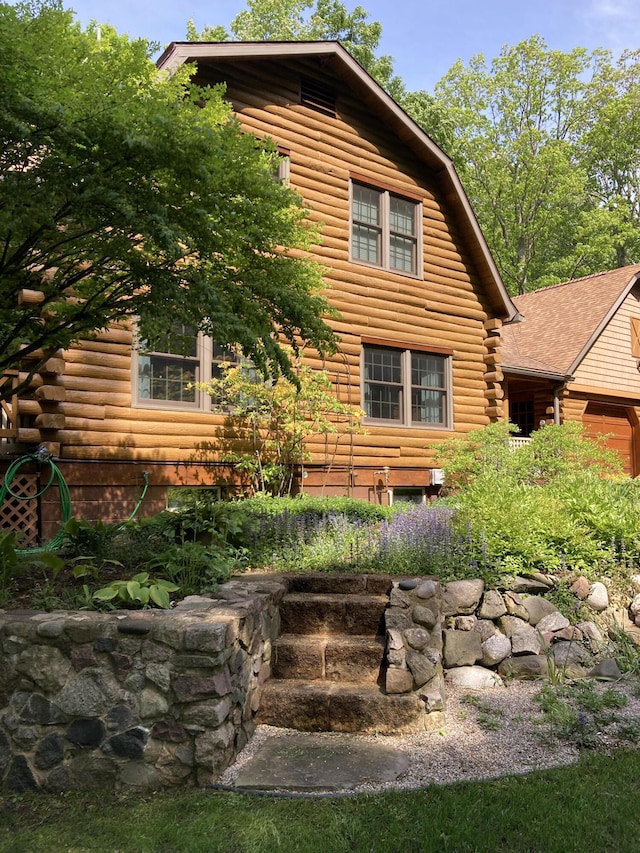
[582,403,634,476]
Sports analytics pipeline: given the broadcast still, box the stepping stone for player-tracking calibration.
[232,732,409,791]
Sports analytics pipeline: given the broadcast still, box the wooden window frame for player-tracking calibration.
[133,326,238,412]
[350,177,423,278]
[361,342,452,429]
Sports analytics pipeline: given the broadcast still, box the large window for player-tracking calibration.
[135,325,237,410]
[362,344,451,428]
[351,180,421,275]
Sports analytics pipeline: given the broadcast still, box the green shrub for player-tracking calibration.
[146,540,237,594]
[433,422,631,578]
[434,421,622,493]
[449,474,607,575]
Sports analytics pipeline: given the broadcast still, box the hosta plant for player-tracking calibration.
[92,572,179,609]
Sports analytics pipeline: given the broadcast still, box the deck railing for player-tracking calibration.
[508,436,532,450]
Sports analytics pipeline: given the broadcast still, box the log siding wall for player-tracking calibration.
[10,56,504,505]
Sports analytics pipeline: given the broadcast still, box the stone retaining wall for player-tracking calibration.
[0,576,286,792]
[0,571,630,792]
[383,573,618,712]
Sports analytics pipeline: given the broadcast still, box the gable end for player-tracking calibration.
[300,75,337,117]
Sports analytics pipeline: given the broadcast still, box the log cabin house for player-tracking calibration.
[2,40,523,540]
[502,263,640,476]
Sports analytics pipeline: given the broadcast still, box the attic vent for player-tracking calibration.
[300,76,336,117]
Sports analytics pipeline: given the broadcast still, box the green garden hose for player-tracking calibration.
[0,446,149,552]
[0,447,72,551]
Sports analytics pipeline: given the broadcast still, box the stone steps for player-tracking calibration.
[257,679,425,734]
[258,574,426,734]
[279,593,389,636]
[272,634,385,683]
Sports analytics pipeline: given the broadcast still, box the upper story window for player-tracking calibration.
[630,316,640,359]
[362,343,452,429]
[351,179,421,276]
[275,147,290,184]
[135,325,238,411]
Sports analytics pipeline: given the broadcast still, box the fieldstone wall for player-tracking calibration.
[382,573,625,712]
[440,575,615,688]
[384,578,446,719]
[0,576,286,792]
[2,570,636,793]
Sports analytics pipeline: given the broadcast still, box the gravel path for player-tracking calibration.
[217,679,640,795]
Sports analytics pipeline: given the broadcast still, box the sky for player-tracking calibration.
[65,0,640,92]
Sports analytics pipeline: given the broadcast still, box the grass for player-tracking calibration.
[1,751,640,852]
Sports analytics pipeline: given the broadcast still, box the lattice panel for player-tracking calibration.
[0,474,39,547]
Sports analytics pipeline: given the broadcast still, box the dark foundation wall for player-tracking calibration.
[2,458,442,544]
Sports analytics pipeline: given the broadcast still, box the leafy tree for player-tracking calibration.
[435,36,607,294]
[194,352,364,496]
[433,36,640,292]
[580,49,640,269]
[187,0,405,100]
[0,1,336,404]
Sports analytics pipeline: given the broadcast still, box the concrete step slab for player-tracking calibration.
[232,731,410,791]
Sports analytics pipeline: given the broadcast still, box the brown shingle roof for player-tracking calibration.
[502,264,640,376]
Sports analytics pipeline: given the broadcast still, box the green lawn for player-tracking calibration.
[1,750,639,853]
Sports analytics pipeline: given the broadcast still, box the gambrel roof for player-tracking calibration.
[502,263,640,380]
[157,40,518,323]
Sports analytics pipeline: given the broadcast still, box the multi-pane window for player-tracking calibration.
[351,181,420,275]
[362,345,450,428]
[135,325,238,410]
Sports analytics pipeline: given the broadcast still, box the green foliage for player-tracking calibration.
[62,517,125,567]
[535,681,632,750]
[434,421,621,493]
[433,423,630,576]
[431,421,519,491]
[238,494,394,524]
[434,36,640,293]
[197,354,364,496]
[0,530,19,603]
[518,421,623,483]
[608,622,640,676]
[0,1,335,403]
[146,540,237,594]
[92,572,179,609]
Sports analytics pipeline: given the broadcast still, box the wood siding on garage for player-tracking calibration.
[582,402,635,476]
[574,286,640,394]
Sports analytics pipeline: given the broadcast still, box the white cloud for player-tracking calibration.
[584,0,640,53]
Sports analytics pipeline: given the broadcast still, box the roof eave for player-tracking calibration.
[502,365,572,383]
